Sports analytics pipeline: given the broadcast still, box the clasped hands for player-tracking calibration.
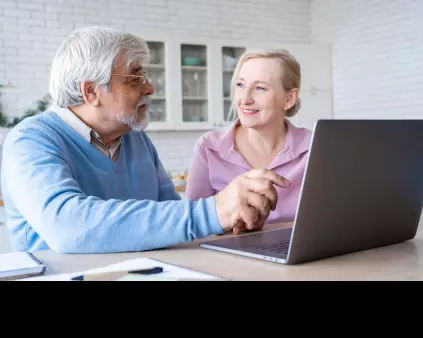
[214,168,290,235]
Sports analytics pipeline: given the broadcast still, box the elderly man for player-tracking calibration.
[0,26,290,254]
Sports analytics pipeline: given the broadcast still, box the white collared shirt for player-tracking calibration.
[50,104,121,161]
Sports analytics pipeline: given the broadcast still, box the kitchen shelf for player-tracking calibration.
[183,97,208,101]
[144,64,165,69]
[181,66,207,71]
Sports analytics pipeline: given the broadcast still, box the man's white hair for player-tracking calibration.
[49,26,150,107]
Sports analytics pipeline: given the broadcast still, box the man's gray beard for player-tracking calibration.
[118,109,150,131]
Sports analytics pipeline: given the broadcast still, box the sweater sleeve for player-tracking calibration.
[185,137,215,200]
[1,127,223,254]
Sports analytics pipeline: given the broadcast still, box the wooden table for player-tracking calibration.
[30,221,423,281]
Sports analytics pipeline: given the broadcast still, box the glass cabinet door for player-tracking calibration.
[145,41,167,123]
[221,46,245,123]
[180,44,208,123]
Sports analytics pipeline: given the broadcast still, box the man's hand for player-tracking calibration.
[214,169,291,234]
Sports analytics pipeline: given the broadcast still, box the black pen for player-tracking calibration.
[130,267,163,275]
[71,266,164,281]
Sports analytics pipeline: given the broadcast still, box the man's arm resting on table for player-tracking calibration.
[2,131,223,254]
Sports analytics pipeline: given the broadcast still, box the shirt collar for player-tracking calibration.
[202,118,312,169]
[50,104,122,149]
[50,104,92,142]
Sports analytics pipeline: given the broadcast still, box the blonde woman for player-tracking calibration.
[185,49,312,224]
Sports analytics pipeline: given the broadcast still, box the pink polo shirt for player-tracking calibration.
[185,118,312,224]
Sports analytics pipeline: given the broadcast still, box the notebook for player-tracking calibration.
[0,252,46,280]
[22,257,224,281]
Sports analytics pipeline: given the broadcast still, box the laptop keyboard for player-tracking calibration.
[255,241,290,254]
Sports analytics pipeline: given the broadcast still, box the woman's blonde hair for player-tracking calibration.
[227,48,301,121]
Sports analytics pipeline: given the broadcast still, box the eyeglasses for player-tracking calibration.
[110,71,148,86]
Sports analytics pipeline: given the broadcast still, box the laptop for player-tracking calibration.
[200,119,423,265]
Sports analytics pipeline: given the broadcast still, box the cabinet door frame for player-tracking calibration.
[212,39,251,128]
[172,37,215,130]
[139,32,175,131]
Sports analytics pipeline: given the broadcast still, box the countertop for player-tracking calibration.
[174,185,186,192]
[28,221,423,281]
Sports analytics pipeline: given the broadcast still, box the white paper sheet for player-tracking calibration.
[0,252,45,280]
[0,252,40,271]
[23,257,224,281]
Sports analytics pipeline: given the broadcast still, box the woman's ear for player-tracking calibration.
[80,81,101,107]
[285,88,299,110]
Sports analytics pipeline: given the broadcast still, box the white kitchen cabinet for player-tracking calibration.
[144,43,168,125]
[286,89,333,131]
[174,38,214,130]
[209,40,250,129]
[292,43,332,92]
[294,89,333,131]
[140,33,176,131]
[139,34,333,132]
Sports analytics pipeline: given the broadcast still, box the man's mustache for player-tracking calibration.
[137,95,152,108]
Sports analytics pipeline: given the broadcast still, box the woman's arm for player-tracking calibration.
[185,138,215,200]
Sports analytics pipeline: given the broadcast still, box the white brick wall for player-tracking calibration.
[0,0,310,171]
[310,0,423,120]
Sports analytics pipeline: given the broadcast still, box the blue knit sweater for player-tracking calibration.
[0,111,223,253]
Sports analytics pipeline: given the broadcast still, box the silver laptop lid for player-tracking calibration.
[287,119,423,264]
